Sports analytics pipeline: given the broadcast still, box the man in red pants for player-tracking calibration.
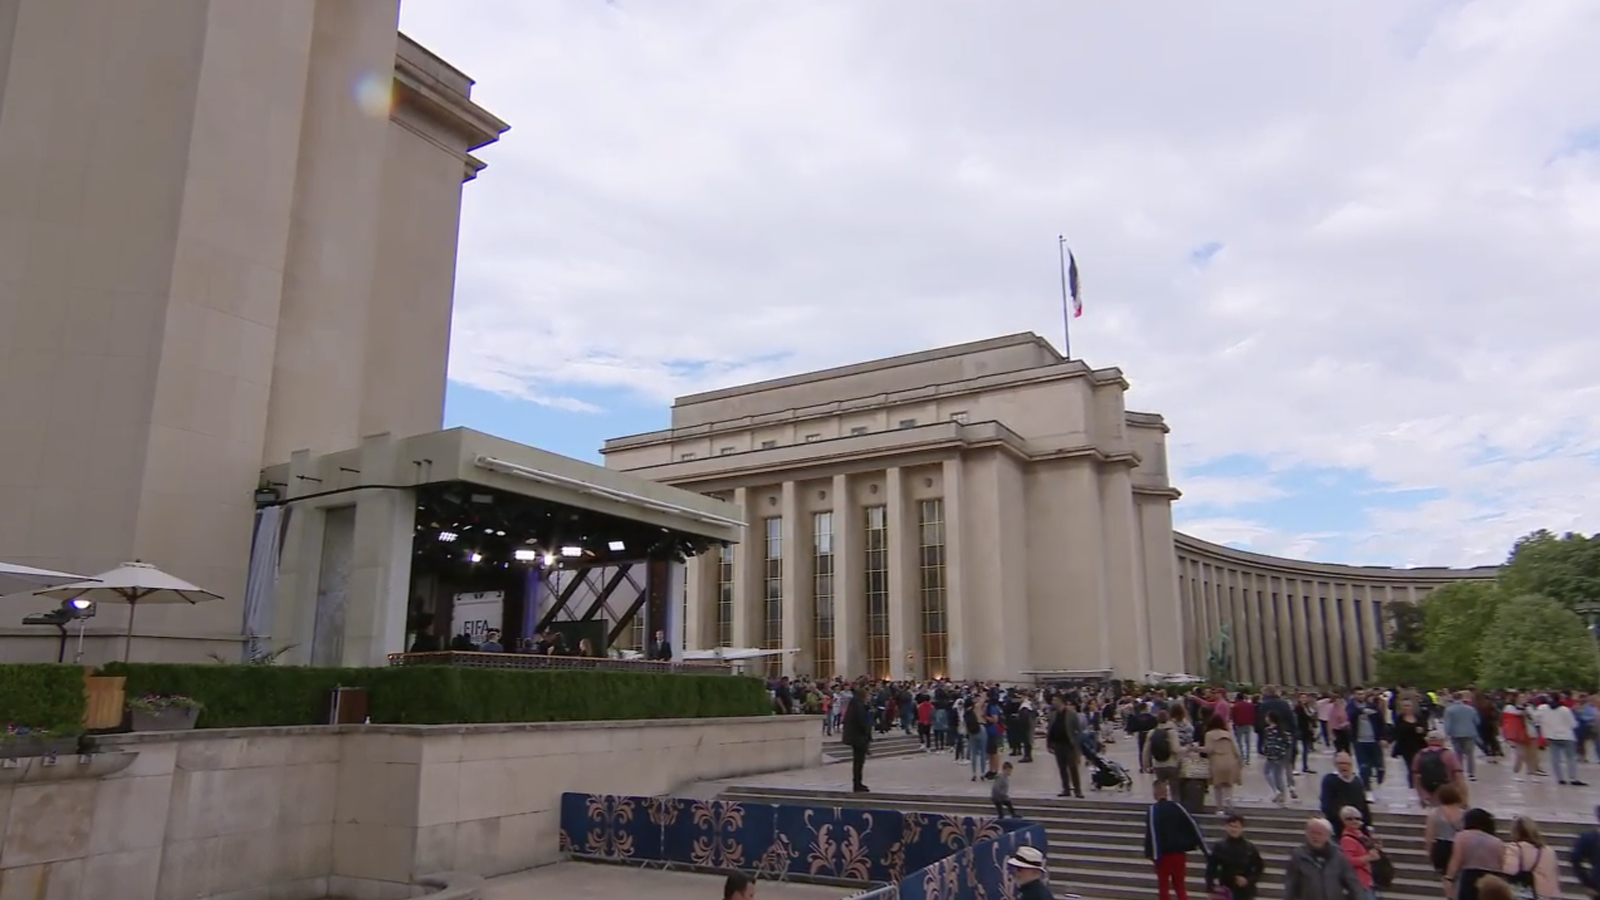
[1143,780,1208,900]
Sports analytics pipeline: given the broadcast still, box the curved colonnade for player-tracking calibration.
[1172,532,1497,688]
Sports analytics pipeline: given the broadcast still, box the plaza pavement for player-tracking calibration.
[695,728,1600,825]
[480,862,846,899]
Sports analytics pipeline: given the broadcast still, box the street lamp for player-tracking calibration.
[21,599,95,663]
[1575,603,1600,688]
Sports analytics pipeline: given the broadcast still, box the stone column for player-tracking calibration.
[941,457,968,679]
[263,0,401,462]
[832,474,865,678]
[884,466,919,680]
[1341,586,1364,684]
[779,480,808,676]
[272,448,325,666]
[343,434,414,666]
[731,486,758,648]
[684,554,709,650]
[1101,467,1151,678]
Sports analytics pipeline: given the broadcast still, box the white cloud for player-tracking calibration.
[1172,475,1290,509]
[400,0,1600,567]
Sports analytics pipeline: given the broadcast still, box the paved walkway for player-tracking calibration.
[699,729,1600,824]
[481,862,847,899]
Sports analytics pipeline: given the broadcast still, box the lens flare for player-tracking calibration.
[353,72,392,118]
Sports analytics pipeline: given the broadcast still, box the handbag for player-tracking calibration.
[1181,753,1212,780]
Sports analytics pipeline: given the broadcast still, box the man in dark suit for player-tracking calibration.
[841,680,874,793]
[647,629,672,661]
[1047,694,1085,798]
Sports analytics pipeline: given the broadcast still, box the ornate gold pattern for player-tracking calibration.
[646,795,679,828]
[689,800,748,868]
[804,807,875,880]
[582,794,637,859]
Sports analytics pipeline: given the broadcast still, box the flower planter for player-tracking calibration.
[0,736,80,760]
[130,706,199,732]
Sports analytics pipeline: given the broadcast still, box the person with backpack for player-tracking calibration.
[1414,730,1467,808]
[1144,708,1183,788]
[965,696,988,781]
[1260,711,1295,805]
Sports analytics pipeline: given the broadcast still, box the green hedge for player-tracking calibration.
[0,664,86,734]
[100,663,770,728]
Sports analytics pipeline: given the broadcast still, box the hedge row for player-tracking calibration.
[100,663,771,728]
[0,664,87,733]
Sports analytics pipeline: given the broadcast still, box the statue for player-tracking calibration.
[1206,623,1234,684]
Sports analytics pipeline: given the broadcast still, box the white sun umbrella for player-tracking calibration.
[0,561,98,595]
[35,560,222,661]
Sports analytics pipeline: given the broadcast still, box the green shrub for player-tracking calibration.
[100,663,770,728]
[0,664,86,734]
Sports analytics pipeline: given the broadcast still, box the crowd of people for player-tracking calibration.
[763,674,1600,900]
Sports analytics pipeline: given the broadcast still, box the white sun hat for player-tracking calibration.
[1006,846,1046,871]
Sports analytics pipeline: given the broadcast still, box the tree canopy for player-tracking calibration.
[1477,595,1595,690]
[1371,529,1598,689]
[1498,530,1600,609]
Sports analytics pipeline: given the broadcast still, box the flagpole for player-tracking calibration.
[1057,235,1072,359]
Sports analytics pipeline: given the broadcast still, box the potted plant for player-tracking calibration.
[127,694,203,732]
[0,725,80,760]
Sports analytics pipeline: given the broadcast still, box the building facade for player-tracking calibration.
[602,334,1188,682]
[603,333,1497,685]
[0,0,506,661]
[1174,533,1497,687]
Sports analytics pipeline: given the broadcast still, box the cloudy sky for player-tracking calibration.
[397,0,1599,568]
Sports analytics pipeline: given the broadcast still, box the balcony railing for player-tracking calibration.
[385,650,734,676]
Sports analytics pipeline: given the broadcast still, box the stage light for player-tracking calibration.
[493,530,506,536]
[468,552,483,563]
[513,549,538,562]
[560,546,583,558]
[542,552,556,567]
[438,531,458,543]
[608,540,626,552]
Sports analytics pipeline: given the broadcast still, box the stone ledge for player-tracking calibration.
[89,715,813,748]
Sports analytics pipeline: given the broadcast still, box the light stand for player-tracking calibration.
[20,599,96,663]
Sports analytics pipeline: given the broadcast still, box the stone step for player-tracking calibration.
[722,784,1592,838]
[717,786,1588,900]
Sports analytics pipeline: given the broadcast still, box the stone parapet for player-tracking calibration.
[0,716,822,900]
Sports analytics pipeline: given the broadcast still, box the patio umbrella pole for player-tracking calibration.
[124,598,138,662]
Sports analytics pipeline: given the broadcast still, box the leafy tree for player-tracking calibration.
[1373,650,1434,688]
[1477,595,1597,690]
[1386,600,1427,653]
[1499,530,1600,609]
[1420,581,1502,687]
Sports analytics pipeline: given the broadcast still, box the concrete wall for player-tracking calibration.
[0,716,821,900]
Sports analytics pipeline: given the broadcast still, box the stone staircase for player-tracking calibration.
[821,733,931,764]
[718,784,1589,900]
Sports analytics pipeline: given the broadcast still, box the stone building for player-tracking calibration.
[0,1,507,660]
[603,333,1498,684]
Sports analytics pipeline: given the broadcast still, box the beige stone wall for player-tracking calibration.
[0,2,506,664]
[0,716,819,900]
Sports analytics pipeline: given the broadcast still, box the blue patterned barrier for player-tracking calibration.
[558,792,1049,900]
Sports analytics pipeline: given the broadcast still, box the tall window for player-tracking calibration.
[813,512,835,680]
[864,505,890,678]
[763,517,783,675]
[716,546,733,648]
[917,499,948,678]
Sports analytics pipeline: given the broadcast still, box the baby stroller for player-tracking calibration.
[1084,746,1133,791]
